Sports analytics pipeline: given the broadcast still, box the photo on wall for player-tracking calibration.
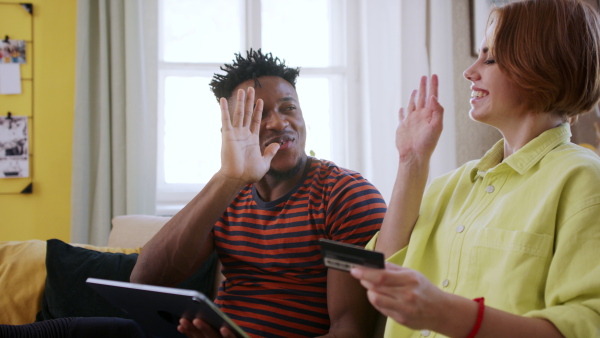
[0,39,26,64]
[0,115,29,178]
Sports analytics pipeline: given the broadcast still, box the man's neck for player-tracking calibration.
[254,157,308,202]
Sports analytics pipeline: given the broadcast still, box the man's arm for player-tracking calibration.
[130,174,245,286]
[131,87,280,286]
[318,269,379,338]
[317,167,387,337]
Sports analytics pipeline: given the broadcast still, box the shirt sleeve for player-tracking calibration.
[326,174,387,247]
[524,200,600,337]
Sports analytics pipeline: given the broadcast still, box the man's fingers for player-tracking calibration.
[220,97,232,131]
[192,318,221,338]
[263,142,281,162]
[232,88,246,127]
[243,87,255,127]
[220,326,237,338]
[250,99,264,134]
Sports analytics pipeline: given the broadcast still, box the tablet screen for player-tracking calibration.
[86,278,249,338]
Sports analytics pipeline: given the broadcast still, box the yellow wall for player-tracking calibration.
[0,0,76,241]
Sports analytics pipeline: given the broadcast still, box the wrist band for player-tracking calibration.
[466,297,485,338]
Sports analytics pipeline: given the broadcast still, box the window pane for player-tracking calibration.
[261,0,332,67]
[161,0,243,63]
[296,77,332,160]
[163,76,221,183]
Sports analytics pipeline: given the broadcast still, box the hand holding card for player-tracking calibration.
[319,238,384,272]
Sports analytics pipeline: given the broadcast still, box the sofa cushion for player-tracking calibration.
[36,239,218,321]
[0,240,47,325]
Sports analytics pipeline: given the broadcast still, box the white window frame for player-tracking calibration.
[155,0,361,215]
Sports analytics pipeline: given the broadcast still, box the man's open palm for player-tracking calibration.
[219,87,280,185]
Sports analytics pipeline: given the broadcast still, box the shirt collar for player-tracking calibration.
[470,123,571,181]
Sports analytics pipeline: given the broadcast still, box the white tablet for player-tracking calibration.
[86,278,249,338]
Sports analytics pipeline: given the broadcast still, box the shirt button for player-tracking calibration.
[456,225,465,233]
[486,185,495,193]
[421,330,431,337]
[442,279,449,287]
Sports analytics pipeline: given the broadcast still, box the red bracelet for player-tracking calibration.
[466,297,485,338]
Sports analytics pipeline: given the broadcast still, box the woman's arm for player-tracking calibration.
[375,75,444,258]
[351,264,563,337]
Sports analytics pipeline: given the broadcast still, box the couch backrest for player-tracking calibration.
[108,215,171,248]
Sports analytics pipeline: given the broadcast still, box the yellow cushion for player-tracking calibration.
[73,243,141,255]
[579,143,596,151]
[0,240,47,324]
[0,240,142,325]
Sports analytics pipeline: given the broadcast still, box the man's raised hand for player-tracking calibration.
[218,87,280,185]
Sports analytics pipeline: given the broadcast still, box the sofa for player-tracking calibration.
[0,215,385,337]
[0,215,219,326]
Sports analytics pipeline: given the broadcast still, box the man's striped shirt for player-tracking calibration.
[212,157,386,338]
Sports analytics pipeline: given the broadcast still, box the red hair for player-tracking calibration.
[488,0,600,117]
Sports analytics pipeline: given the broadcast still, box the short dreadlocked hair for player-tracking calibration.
[209,49,300,101]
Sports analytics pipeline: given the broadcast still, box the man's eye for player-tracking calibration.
[284,105,296,111]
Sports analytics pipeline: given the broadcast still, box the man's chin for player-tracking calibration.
[267,156,306,181]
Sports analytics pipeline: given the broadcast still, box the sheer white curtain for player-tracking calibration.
[357,0,457,202]
[71,0,157,245]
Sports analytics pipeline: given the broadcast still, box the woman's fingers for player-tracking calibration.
[399,107,405,121]
[406,75,440,114]
[407,90,417,112]
[429,95,444,127]
[416,76,428,109]
[429,74,439,102]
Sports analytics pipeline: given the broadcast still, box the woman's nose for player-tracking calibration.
[463,63,478,81]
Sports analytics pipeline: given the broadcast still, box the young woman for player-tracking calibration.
[351,0,600,337]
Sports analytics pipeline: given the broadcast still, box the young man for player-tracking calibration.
[131,49,387,338]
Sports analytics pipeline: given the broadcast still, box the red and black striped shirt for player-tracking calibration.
[212,157,386,338]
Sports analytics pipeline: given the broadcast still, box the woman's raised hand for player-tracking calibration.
[396,75,444,164]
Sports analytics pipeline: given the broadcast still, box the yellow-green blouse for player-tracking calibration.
[368,123,600,338]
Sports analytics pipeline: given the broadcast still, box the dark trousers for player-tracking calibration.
[0,317,150,338]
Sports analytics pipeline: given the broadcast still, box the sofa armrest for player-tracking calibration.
[108,214,224,300]
[108,215,171,248]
